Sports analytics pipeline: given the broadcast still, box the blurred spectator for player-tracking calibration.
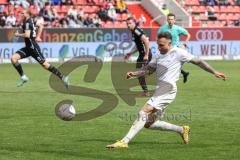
[0,13,7,27]
[83,15,94,27]
[76,14,84,27]
[50,0,61,6]
[97,7,108,21]
[116,0,128,13]
[68,6,78,20]
[61,19,68,28]
[78,7,84,19]
[205,0,217,5]
[0,5,4,13]
[108,4,117,21]
[10,0,30,8]
[199,0,206,5]
[61,0,73,5]
[161,4,169,16]
[67,15,78,27]
[87,0,95,4]
[33,0,45,9]
[5,12,16,27]
[92,15,102,27]
[39,5,49,21]
[138,14,146,27]
[217,0,230,5]
[236,0,240,5]
[233,19,240,26]
[35,15,44,26]
[205,6,217,21]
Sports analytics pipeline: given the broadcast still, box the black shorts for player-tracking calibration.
[136,50,152,69]
[16,47,46,64]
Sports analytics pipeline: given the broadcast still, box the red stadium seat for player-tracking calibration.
[121,13,129,20]
[199,13,208,20]
[198,6,206,13]
[60,6,70,13]
[213,6,219,13]
[218,13,227,20]
[233,6,240,13]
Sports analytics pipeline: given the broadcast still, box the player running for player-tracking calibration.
[106,32,226,148]
[124,17,152,97]
[158,13,191,83]
[11,10,69,88]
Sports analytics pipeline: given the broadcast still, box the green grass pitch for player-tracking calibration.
[0,61,239,160]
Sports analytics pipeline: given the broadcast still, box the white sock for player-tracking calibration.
[122,111,148,143]
[149,120,183,133]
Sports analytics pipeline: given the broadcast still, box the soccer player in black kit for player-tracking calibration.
[125,17,152,97]
[11,10,69,87]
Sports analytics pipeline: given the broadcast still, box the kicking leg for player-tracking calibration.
[41,61,69,88]
[144,111,190,144]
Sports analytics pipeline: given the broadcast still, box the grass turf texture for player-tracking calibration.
[0,61,239,160]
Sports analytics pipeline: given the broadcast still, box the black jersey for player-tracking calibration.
[22,18,38,48]
[131,26,146,57]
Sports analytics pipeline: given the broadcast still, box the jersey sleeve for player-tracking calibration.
[134,27,144,38]
[177,48,195,63]
[177,26,188,36]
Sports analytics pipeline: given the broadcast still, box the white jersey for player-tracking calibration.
[149,46,194,87]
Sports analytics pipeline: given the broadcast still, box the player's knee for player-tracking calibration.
[144,114,155,128]
[11,54,19,63]
[41,62,50,69]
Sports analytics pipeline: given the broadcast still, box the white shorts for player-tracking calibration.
[147,86,177,114]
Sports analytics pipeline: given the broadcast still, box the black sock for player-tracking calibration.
[13,61,24,76]
[181,69,188,75]
[48,65,64,80]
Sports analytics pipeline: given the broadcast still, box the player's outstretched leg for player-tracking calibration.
[181,69,190,83]
[11,53,29,87]
[41,61,69,88]
[106,104,153,149]
[147,120,190,144]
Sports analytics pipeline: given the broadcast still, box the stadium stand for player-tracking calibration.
[176,0,240,27]
[0,0,159,28]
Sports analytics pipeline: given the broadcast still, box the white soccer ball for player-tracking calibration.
[57,104,76,121]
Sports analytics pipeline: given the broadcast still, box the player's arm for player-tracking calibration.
[183,32,191,46]
[126,65,156,79]
[141,35,150,61]
[190,57,226,80]
[36,23,43,42]
[179,27,190,48]
[124,47,138,60]
[15,29,30,38]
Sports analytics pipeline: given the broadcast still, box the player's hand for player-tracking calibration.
[143,54,148,61]
[126,71,136,79]
[14,30,20,37]
[124,53,131,60]
[213,71,226,81]
[36,37,42,42]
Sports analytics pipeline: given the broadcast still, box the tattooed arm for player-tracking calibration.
[190,57,226,80]
[126,65,156,79]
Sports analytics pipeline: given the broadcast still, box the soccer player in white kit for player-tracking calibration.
[106,32,226,148]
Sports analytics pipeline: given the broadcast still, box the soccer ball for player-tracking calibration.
[56,104,76,121]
